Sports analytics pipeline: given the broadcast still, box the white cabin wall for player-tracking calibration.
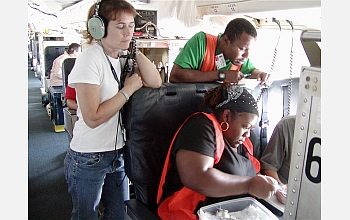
[249,29,311,80]
[131,0,244,38]
[132,0,313,82]
[28,0,317,80]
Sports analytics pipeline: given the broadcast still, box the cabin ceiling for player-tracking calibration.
[28,0,321,33]
[28,0,84,12]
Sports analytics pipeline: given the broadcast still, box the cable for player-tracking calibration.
[256,17,281,103]
[115,39,137,187]
[119,38,137,90]
[135,12,169,39]
[286,20,294,116]
[269,18,281,78]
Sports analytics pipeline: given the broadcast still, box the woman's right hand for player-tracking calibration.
[123,73,143,95]
[248,175,278,199]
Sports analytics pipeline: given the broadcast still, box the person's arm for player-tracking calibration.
[134,52,162,88]
[169,64,220,83]
[169,32,215,83]
[67,99,78,110]
[176,149,276,199]
[65,86,77,110]
[170,64,244,83]
[249,68,271,86]
[261,169,288,204]
[75,73,143,128]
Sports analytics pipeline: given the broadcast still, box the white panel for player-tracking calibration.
[195,0,321,30]
[284,66,321,220]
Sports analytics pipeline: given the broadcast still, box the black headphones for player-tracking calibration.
[87,0,106,39]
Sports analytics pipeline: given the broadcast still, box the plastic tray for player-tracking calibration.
[198,197,279,220]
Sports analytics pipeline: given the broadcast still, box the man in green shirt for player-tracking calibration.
[169,18,270,85]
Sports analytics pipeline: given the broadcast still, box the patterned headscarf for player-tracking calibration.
[215,85,259,116]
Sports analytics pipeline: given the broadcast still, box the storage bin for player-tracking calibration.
[198,197,278,220]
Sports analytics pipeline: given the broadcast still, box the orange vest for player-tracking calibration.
[157,112,224,220]
[157,113,259,219]
[201,33,260,173]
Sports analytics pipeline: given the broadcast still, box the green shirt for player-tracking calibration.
[174,31,255,74]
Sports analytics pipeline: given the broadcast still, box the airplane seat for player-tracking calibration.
[62,58,77,142]
[123,83,261,219]
[42,46,68,106]
[123,83,218,219]
[62,58,76,97]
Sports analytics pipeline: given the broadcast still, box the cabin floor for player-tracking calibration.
[28,67,73,220]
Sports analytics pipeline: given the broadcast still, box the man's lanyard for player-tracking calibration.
[215,34,221,56]
[215,34,240,70]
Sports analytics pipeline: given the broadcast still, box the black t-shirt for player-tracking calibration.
[160,113,256,208]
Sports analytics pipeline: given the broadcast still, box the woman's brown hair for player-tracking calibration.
[201,82,231,111]
[83,0,137,44]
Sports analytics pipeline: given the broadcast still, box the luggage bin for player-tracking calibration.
[198,197,278,220]
[48,86,65,132]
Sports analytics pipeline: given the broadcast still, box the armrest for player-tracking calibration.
[63,107,78,142]
[124,199,160,220]
[257,198,284,217]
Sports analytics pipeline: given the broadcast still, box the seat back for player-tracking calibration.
[123,80,301,217]
[61,58,77,142]
[62,58,76,98]
[44,46,68,78]
[123,83,219,213]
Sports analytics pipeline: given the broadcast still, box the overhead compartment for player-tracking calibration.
[195,0,321,30]
[196,0,320,16]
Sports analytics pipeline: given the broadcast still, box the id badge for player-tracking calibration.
[215,53,226,70]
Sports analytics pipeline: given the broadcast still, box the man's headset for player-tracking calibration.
[87,0,106,40]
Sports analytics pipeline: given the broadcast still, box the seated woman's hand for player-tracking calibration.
[248,175,278,199]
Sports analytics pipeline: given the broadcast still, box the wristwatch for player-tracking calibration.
[218,70,226,82]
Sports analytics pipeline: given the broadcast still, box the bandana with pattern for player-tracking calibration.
[215,85,259,116]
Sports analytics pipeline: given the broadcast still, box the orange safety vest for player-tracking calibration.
[157,112,224,220]
[201,33,260,173]
[157,112,259,220]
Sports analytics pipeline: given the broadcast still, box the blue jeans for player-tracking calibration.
[64,147,129,220]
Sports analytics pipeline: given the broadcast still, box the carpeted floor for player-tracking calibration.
[28,68,72,220]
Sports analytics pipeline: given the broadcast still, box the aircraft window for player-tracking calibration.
[249,29,311,80]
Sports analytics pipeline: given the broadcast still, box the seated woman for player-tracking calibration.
[157,82,278,219]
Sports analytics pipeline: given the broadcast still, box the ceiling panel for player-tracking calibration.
[28,0,84,12]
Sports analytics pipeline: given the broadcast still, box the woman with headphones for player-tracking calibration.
[64,0,162,219]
